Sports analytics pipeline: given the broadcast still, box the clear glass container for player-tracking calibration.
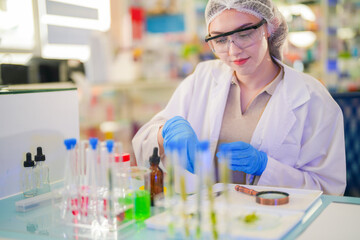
[35,161,50,195]
[23,153,37,198]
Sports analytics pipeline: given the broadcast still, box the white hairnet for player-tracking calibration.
[205,0,288,60]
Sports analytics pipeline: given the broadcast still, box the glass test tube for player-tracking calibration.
[165,141,176,238]
[62,138,79,221]
[217,144,232,239]
[202,141,218,240]
[176,142,190,238]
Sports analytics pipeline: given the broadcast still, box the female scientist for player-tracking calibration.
[132,0,346,195]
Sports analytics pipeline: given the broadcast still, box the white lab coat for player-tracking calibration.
[132,59,346,195]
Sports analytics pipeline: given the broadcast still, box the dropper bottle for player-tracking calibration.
[23,152,37,198]
[149,147,163,206]
[34,147,51,194]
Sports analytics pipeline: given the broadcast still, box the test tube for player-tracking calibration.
[200,141,218,240]
[164,141,176,238]
[62,138,79,220]
[175,141,190,238]
[106,140,117,230]
[97,142,109,225]
[78,140,89,222]
[82,138,99,223]
[217,143,232,238]
[195,141,211,239]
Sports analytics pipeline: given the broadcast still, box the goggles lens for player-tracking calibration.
[206,19,266,53]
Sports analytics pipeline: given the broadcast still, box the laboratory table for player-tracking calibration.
[0,190,359,240]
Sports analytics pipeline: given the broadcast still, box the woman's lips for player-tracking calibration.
[233,58,249,66]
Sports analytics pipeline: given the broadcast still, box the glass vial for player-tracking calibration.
[148,147,163,206]
[23,152,37,198]
[34,147,51,194]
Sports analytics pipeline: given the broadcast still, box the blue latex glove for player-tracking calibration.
[216,141,268,176]
[162,116,198,173]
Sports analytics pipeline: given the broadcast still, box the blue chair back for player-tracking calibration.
[332,92,360,197]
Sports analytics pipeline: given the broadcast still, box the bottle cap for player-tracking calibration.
[24,152,35,167]
[34,147,45,162]
[106,140,114,153]
[89,138,98,150]
[64,138,77,150]
[122,153,130,162]
[149,147,160,165]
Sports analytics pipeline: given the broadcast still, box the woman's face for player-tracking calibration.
[208,9,270,77]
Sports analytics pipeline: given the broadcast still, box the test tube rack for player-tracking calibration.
[52,138,135,238]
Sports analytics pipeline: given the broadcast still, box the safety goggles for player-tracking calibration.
[205,19,266,53]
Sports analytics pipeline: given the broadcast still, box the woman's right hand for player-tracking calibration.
[161,116,199,173]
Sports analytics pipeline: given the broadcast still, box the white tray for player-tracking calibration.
[146,184,322,239]
[146,203,304,239]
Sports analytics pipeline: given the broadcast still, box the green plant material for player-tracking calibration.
[219,160,230,200]
[165,159,175,237]
[167,164,174,197]
[243,212,259,223]
[207,180,218,240]
[180,175,190,237]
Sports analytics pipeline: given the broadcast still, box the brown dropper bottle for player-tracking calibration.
[149,147,164,206]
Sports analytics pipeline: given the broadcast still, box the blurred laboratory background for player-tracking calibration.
[1,0,360,190]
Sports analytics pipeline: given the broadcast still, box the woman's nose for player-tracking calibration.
[228,40,243,55]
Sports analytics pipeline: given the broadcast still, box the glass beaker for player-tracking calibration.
[128,166,151,221]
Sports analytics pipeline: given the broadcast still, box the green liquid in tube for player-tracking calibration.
[119,189,151,221]
[134,190,151,220]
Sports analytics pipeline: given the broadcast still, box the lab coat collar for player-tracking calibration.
[210,60,234,86]
[275,59,310,110]
[209,59,311,111]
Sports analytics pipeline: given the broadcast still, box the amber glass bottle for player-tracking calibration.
[149,147,164,206]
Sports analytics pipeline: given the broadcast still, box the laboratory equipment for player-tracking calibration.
[16,191,61,212]
[22,152,37,198]
[235,185,289,205]
[121,153,131,170]
[57,138,137,236]
[195,142,206,239]
[217,143,232,239]
[62,138,78,220]
[176,141,191,238]
[34,147,50,194]
[81,138,98,223]
[128,166,151,221]
[148,147,163,206]
[199,141,218,240]
[164,141,176,237]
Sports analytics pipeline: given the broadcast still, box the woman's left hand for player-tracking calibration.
[217,141,268,176]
